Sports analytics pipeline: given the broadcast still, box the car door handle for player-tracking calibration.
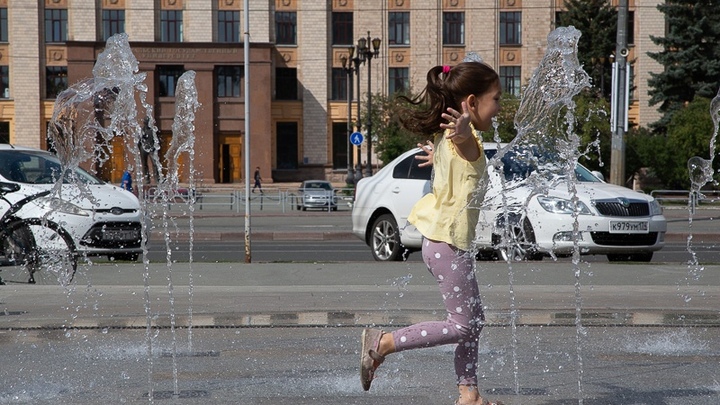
[392,187,401,194]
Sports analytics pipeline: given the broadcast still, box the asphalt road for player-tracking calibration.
[139,239,720,264]
[136,204,720,264]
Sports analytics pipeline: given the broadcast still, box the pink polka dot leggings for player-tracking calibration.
[392,238,485,386]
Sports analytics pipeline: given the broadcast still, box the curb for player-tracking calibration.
[4,309,719,330]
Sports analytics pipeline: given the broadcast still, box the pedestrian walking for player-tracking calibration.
[252,166,263,193]
[120,169,133,193]
[139,116,160,184]
[359,61,504,405]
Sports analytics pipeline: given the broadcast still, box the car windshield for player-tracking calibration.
[303,182,332,191]
[486,146,601,183]
[0,150,103,185]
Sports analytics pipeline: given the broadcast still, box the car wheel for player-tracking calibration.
[495,216,542,262]
[370,214,404,261]
[607,252,653,262]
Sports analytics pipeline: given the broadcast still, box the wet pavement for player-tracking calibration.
[0,204,719,404]
[1,259,719,404]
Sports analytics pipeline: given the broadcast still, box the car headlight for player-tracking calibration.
[36,197,90,217]
[537,196,591,215]
[649,199,663,216]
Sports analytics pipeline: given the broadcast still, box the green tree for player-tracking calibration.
[625,126,659,189]
[365,91,425,165]
[648,0,720,132]
[493,95,520,143]
[573,92,612,177]
[557,0,617,100]
[630,97,715,189]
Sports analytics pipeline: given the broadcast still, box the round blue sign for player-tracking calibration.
[350,132,364,146]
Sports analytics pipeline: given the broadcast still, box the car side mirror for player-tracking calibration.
[591,171,605,182]
[0,181,20,194]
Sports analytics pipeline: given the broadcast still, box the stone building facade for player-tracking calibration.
[1,0,664,185]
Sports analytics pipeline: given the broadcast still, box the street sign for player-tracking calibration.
[350,132,364,146]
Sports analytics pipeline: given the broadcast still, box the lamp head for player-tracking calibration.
[371,37,381,52]
[357,37,367,53]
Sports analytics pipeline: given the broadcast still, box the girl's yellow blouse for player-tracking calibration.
[407,128,488,252]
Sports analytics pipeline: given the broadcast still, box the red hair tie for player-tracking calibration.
[442,65,451,74]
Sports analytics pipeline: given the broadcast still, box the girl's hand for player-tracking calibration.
[415,140,434,167]
[440,101,473,144]
[440,101,480,162]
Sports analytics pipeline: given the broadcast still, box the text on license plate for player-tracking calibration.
[102,229,140,241]
[609,221,649,234]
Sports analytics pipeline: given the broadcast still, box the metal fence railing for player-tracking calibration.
[650,189,720,214]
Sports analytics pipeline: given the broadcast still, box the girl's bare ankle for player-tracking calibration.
[378,332,395,357]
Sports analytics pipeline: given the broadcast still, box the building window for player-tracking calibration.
[158,66,185,97]
[46,66,68,98]
[389,67,409,96]
[0,121,8,144]
[388,12,410,45]
[216,66,243,97]
[102,9,125,41]
[275,11,296,45]
[499,66,521,97]
[332,122,347,170]
[0,66,8,98]
[443,12,464,45]
[275,68,298,100]
[218,10,240,43]
[160,10,183,42]
[45,9,68,42]
[0,8,8,42]
[332,12,353,46]
[276,122,298,169]
[331,68,348,101]
[627,11,635,45]
[500,12,521,45]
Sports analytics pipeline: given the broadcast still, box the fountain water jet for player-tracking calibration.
[478,25,591,400]
[46,33,200,401]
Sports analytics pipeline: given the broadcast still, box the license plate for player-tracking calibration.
[102,229,139,241]
[609,221,649,234]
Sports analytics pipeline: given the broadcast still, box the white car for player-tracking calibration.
[352,143,667,262]
[0,144,144,264]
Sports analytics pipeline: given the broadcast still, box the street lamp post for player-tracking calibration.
[357,31,381,177]
[340,49,359,185]
[353,46,363,182]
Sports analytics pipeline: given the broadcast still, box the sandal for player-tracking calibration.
[359,328,385,391]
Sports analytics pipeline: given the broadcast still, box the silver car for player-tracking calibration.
[296,180,338,211]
